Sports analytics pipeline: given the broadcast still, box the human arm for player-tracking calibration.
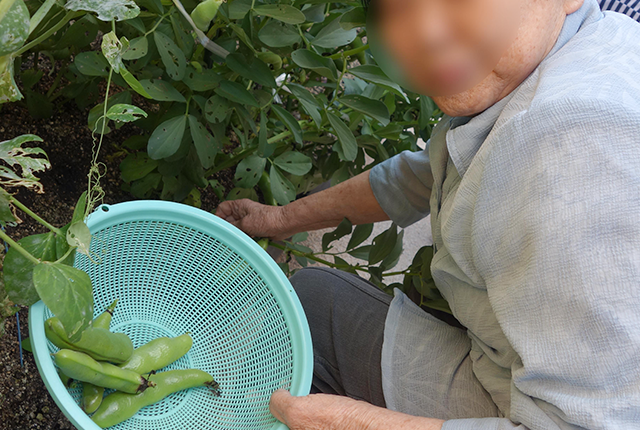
[216,146,434,238]
[270,390,444,430]
[216,170,389,240]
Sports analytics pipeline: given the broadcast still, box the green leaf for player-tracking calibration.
[188,115,218,169]
[347,223,373,250]
[257,111,275,158]
[311,17,357,48]
[226,53,276,88]
[215,80,258,107]
[339,7,366,30]
[322,217,352,252]
[4,232,58,306]
[130,172,161,198]
[287,83,322,127]
[258,20,300,48]
[273,151,312,176]
[369,223,398,266]
[71,191,87,225]
[302,4,325,23]
[25,90,52,119]
[154,30,186,81]
[228,0,251,19]
[0,0,29,57]
[148,115,187,160]
[120,152,158,182]
[340,94,390,126]
[65,0,140,21]
[204,95,230,123]
[88,90,131,134]
[419,95,437,130]
[380,229,404,271]
[291,232,308,243]
[291,49,338,80]
[139,78,186,102]
[55,14,98,49]
[105,103,147,123]
[234,154,266,188]
[66,221,91,256]
[121,35,148,60]
[349,65,409,102]
[182,66,221,92]
[253,5,306,24]
[375,123,404,140]
[226,187,259,201]
[74,51,109,77]
[271,105,303,144]
[327,112,357,162]
[270,165,296,206]
[348,244,371,261]
[32,262,93,341]
[0,190,15,224]
[0,55,23,103]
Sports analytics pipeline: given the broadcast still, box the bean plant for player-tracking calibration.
[0,0,450,313]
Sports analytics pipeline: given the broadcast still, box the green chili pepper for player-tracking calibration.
[190,0,223,32]
[119,334,193,374]
[53,350,153,394]
[91,369,219,428]
[82,300,119,413]
[45,318,133,364]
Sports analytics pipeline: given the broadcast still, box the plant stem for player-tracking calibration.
[0,229,40,265]
[15,11,77,56]
[328,44,370,60]
[269,241,337,267]
[9,195,62,235]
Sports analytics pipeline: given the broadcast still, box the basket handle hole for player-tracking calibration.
[101,205,110,212]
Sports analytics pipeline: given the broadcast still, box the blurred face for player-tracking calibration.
[372,0,584,116]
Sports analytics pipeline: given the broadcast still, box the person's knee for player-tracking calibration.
[289,267,339,311]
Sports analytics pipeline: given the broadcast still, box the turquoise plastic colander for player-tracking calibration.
[29,200,313,430]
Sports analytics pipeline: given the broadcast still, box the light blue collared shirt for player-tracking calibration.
[369,1,640,428]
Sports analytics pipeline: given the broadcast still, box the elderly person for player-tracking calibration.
[217,0,640,428]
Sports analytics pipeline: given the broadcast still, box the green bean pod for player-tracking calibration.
[91,369,219,428]
[190,0,223,31]
[119,334,193,374]
[53,350,153,394]
[82,300,119,413]
[45,318,133,364]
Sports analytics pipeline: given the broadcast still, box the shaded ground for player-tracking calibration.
[0,77,234,429]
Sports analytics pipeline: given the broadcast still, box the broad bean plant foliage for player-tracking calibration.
[0,0,450,313]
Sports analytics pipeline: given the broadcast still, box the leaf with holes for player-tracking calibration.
[182,66,221,92]
[226,53,276,88]
[291,49,338,80]
[121,35,148,60]
[204,95,230,123]
[66,221,91,256]
[148,115,187,160]
[0,134,50,190]
[270,165,295,206]
[0,190,16,224]
[271,105,302,144]
[327,112,357,162]
[0,0,29,57]
[101,31,128,73]
[340,94,390,126]
[154,30,186,81]
[105,103,147,123]
[139,79,185,102]
[4,232,58,306]
[322,218,352,252]
[74,51,110,77]
[234,155,266,188]
[33,262,93,341]
[188,115,218,169]
[215,80,258,107]
[273,151,312,176]
[253,4,305,24]
[65,0,140,21]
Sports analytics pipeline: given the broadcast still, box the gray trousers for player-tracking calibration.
[290,267,466,408]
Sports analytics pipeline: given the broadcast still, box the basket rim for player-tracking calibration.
[29,200,312,430]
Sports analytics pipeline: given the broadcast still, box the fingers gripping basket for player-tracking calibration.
[29,201,313,430]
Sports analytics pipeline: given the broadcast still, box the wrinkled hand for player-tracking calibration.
[270,390,365,430]
[215,199,291,240]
